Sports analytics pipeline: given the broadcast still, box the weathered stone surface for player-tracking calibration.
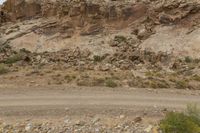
[2,0,41,21]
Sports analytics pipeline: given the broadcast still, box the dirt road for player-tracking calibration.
[0,86,200,122]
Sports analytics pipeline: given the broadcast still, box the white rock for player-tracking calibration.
[25,123,33,131]
[144,125,153,133]
[119,115,125,119]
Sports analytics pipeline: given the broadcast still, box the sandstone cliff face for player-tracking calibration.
[1,0,148,22]
[1,0,41,21]
[2,0,199,22]
[1,0,199,26]
[0,0,200,57]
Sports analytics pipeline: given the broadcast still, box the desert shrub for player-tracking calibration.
[191,75,200,81]
[0,64,9,75]
[145,71,154,77]
[149,80,170,89]
[0,45,10,53]
[145,71,164,79]
[175,80,189,89]
[105,79,117,88]
[4,53,23,64]
[93,55,103,62]
[65,75,76,83]
[91,78,105,86]
[160,105,200,133]
[185,56,193,63]
[114,35,127,43]
[193,59,200,64]
[142,76,170,88]
[77,77,105,87]
[76,80,89,86]
[187,104,200,122]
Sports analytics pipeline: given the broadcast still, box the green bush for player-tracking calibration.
[160,105,200,133]
[114,35,127,43]
[93,55,103,62]
[105,79,117,88]
[64,75,76,83]
[4,53,23,64]
[0,64,9,75]
[187,104,200,122]
[191,75,200,81]
[175,80,189,89]
[185,56,193,63]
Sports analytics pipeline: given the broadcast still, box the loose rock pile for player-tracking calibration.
[0,117,155,133]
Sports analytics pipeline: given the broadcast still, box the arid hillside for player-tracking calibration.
[0,0,200,89]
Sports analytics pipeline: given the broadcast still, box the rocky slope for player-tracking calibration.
[0,0,200,89]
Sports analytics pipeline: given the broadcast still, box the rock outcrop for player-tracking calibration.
[0,0,199,56]
[1,0,41,21]
[1,0,199,22]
